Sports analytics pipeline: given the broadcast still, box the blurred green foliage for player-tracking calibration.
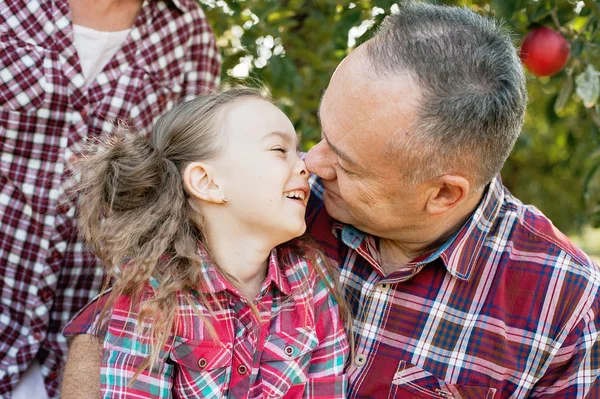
[200,0,600,233]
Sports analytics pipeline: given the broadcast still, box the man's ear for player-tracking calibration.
[425,174,469,216]
[183,162,225,204]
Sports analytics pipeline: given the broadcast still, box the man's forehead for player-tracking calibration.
[320,49,370,103]
[317,61,422,168]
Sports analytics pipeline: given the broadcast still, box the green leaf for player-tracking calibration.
[333,8,363,47]
[590,105,600,128]
[267,10,297,23]
[529,7,553,23]
[571,39,584,58]
[268,55,298,91]
[583,150,600,226]
[582,0,600,20]
[555,73,574,113]
[575,65,600,108]
[491,0,518,19]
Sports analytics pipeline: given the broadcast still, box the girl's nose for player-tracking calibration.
[298,159,308,176]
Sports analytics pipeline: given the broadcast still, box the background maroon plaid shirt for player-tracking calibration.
[0,0,220,396]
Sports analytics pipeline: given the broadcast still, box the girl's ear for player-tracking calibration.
[183,162,226,204]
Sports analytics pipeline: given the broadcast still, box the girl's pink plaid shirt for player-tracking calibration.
[67,242,349,398]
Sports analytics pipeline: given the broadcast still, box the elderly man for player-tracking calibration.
[64,2,599,398]
[303,2,600,397]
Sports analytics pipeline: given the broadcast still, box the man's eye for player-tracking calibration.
[337,162,351,174]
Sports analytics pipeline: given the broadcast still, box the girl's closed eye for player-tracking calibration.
[272,146,288,154]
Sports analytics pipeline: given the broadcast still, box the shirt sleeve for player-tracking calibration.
[101,292,175,399]
[180,7,221,101]
[303,256,349,399]
[530,305,600,398]
[62,288,112,338]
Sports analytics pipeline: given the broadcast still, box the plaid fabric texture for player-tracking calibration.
[86,243,348,398]
[306,174,600,398]
[0,0,220,396]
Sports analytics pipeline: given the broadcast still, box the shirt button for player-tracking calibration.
[237,364,248,375]
[379,283,390,292]
[355,354,367,367]
[197,358,207,368]
[284,345,295,357]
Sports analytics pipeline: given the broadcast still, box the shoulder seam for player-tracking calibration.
[518,209,589,267]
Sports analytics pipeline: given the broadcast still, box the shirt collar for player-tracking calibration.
[333,174,505,281]
[196,243,292,297]
[436,175,504,280]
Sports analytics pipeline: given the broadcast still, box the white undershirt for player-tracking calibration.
[12,360,48,399]
[72,24,131,87]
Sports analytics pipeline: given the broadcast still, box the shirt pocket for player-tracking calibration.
[0,36,48,113]
[260,327,319,398]
[170,337,233,399]
[390,360,497,399]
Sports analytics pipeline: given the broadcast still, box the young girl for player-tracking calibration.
[73,88,350,398]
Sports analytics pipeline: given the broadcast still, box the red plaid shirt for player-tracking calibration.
[68,243,349,398]
[0,0,220,396]
[307,174,600,398]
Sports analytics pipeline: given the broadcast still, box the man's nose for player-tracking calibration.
[305,139,337,180]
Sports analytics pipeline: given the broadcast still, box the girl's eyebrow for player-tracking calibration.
[261,131,295,144]
[262,131,301,152]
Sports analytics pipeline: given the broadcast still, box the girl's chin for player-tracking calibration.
[271,223,307,246]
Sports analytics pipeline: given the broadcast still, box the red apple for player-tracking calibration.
[520,27,570,77]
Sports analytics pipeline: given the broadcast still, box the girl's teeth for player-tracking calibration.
[285,190,305,200]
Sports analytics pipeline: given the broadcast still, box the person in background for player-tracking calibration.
[0,0,220,397]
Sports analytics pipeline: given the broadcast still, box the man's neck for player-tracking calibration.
[378,189,484,276]
[378,239,422,275]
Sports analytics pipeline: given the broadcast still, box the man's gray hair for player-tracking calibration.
[367,1,527,188]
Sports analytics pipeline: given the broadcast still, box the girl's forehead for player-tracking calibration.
[222,98,296,142]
